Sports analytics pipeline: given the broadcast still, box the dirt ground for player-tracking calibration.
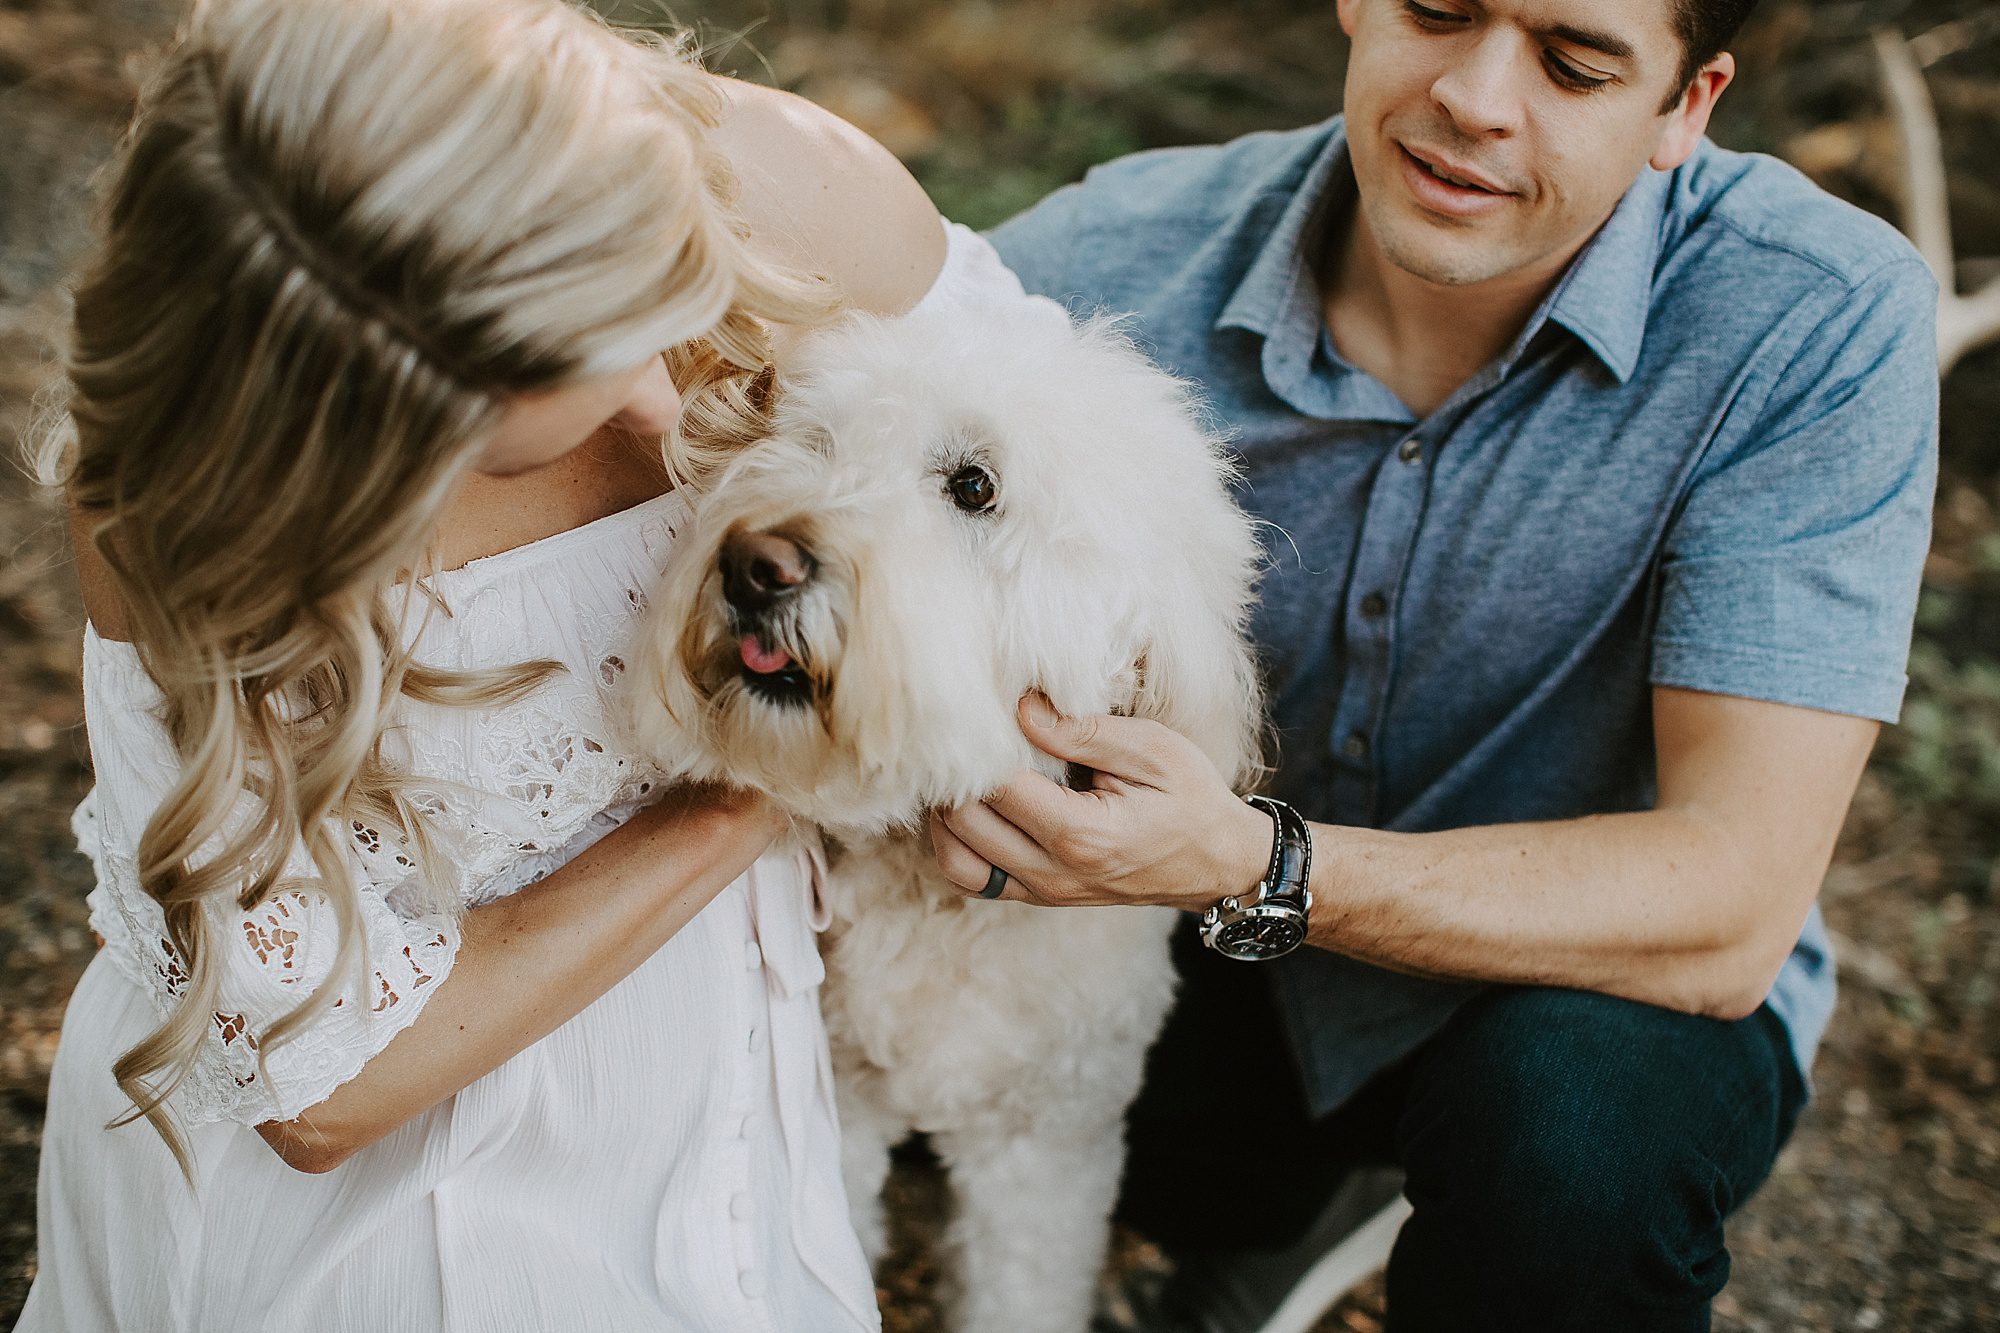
[2,2,1996,1330]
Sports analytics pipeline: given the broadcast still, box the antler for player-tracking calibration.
[1872,28,2000,376]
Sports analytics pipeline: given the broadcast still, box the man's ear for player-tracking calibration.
[1651,53,1734,172]
[1336,0,1361,40]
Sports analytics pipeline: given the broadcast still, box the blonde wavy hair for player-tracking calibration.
[24,0,834,1173]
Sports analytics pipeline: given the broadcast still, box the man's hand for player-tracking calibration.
[929,695,1271,911]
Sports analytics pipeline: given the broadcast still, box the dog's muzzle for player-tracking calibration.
[721,528,815,613]
[720,527,818,706]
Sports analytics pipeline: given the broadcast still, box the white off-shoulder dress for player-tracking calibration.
[16,482,881,1333]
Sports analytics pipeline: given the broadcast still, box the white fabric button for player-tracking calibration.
[739,1269,766,1300]
[744,941,763,970]
[730,1193,753,1221]
[736,1113,755,1140]
[747,1026,765,1055]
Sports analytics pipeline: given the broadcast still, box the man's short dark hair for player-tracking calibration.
[1664,0,1759,110]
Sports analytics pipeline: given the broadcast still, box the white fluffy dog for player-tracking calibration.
[625,246,1264,1333]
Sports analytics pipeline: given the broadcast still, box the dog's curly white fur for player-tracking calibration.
[624,262,1264,1333]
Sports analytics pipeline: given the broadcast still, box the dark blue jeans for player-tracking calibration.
[1118,923,1809,1332]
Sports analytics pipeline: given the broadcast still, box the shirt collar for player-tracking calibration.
[1540,164,1670,384]
[1212,120,1349,344]
[1214,118,1671,408]
[1214,121,1395,421]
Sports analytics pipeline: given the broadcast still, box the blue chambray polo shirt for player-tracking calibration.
[988,116,1939,1115]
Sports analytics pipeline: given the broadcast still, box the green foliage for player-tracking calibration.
[911,92,1146,231]
[1879,586,2000,896]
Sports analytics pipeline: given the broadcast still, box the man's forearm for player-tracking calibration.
[1301,807,1821,1020]
[932,689,1871,1020]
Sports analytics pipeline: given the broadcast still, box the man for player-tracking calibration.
[931,1,1939,1329]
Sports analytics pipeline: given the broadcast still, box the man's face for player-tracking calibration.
[1335,0,1728,288]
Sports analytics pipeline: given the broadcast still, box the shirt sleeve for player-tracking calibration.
[1651,257,1940,723]
[76,626,461,1127]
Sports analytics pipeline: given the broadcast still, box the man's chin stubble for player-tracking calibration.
[1376,230,1517,288]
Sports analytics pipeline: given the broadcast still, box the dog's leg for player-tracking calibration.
[935,1120,1126,1333]
[836,1079,902,1269]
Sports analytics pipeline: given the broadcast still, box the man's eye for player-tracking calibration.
[945,464,998,513]
[1402,1,1466,29]
[1545,52,1613,91]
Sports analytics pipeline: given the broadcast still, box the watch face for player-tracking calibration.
[1217,911,1306,961]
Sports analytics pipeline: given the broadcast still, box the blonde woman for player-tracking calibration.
[16,0,946,1328]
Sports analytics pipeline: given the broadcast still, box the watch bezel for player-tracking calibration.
[1204,900,1310,961]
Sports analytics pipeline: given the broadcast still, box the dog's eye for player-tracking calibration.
[945,464,998,513]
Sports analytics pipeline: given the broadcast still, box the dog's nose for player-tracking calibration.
[721,529,814,613]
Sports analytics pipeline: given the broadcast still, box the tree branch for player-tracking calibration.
[1872,28,2000,375]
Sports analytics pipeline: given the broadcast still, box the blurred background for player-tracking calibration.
[1,1,1995,1328]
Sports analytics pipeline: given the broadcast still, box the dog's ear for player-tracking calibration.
[1123,478,1269,793]
[1130,606,1267,794]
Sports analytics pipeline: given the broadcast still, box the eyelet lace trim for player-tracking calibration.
[77,503,682,1125]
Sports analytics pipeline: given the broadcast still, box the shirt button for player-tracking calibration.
[1397,437,1423,464]
[736,1113,754,1140]
[1342,732,1370,761]
[1359,592,1389,619]
[739,1270,766,1300]
[744,940,763,971]
[747,1026,765,1055]
[730,1192,754,1221]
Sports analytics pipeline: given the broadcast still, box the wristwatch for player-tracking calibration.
[1199,794,1313,961]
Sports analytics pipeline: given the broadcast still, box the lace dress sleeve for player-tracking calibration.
[74,626,461,1127]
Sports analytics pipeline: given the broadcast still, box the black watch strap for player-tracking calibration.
[1245,794,1312,911]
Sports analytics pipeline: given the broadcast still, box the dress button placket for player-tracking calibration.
[711,884,771,1314]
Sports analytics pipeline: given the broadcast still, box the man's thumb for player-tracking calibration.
[1018,693,1161,779]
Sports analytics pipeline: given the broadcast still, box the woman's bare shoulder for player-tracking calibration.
[709,78,945,317]
[67,497,132,643]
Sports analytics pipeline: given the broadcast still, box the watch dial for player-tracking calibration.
[1219,914,1305,961]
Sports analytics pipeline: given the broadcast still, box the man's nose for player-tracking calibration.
[1430,31,1526,138]
[721,529,815,613]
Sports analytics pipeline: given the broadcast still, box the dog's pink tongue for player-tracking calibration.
[740,634,792,674]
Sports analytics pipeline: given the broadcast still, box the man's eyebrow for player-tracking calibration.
[1545,23,1637,62]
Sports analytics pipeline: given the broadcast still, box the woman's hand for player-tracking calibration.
[928,696,1271,913]
[648,779,793,871]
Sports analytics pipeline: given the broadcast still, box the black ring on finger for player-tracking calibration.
[979,865,1009,899]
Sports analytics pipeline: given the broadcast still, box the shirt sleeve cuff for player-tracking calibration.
[1650,637,1908,723]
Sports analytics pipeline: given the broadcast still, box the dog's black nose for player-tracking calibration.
[721,529,814,613]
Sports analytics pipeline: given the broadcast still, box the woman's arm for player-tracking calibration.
[257,782,789,1173]
[710,77,947,318]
